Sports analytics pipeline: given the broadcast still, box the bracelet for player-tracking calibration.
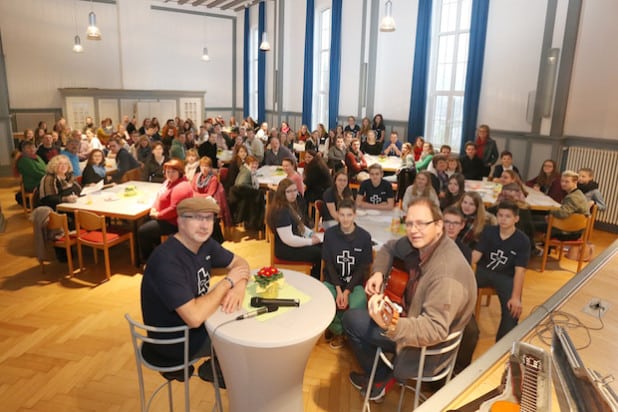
[223,276,234,289]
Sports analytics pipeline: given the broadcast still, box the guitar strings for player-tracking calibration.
[526,304,604,349]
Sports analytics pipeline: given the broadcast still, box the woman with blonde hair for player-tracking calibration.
[401,171,439,210]
[457,191,496,248]
[184,148,200,181]
[38,154,82,210]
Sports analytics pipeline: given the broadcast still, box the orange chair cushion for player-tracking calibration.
[81,231,120,243]
[56,229,88,242]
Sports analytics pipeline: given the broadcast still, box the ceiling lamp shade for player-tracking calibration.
[86,11,101,40]
[72,35,84,53]
[379,0,396,32]
[259,32,271,51]
[201,47,210,61]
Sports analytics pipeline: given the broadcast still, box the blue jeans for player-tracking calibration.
[342,308,397,381]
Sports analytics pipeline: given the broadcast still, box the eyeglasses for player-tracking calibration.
[443,220,462,227]
[404,220,436,231]
[181,214,214,222]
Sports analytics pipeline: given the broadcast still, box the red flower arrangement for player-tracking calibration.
[254,266,284,288]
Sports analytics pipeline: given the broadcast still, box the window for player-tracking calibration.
[425,0,472,150]
[249,27,259,120]
[313,8,331,128]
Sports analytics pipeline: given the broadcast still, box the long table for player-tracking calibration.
[364,154,402,173]
[57,181,161,265]
[465,180,561,211]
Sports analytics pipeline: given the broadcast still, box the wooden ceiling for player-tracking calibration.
[164,0,263,13]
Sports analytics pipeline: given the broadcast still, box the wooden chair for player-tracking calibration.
[45,211,79,277]
[265,224,312,274]
[19,178,36,215]
[312,200,324,231]
[75,210,135,283]
[474,287,497,320]
[120,167,142,183]
[540,209,594,273]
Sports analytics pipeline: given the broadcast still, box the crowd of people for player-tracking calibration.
[11,113,608,403]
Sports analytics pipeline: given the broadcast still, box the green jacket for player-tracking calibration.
[17,155,47,192]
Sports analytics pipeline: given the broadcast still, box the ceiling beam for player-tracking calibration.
[207,0,231,8]
[177,0,191,4]
[222,0,249,11]
[233,0,259,12]
[192,0,208,6]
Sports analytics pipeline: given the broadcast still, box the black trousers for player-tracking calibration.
[138,219,178,264]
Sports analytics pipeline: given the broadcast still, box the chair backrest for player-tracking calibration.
[549,213,588,234]
[124,313,191,373]
[76,210,105,232]
[121,167,142,183]
[48,211,69,233]
[313,200,324,231]
[585,204,598,243]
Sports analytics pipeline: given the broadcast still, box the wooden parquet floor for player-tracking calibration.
[0,177,614,411]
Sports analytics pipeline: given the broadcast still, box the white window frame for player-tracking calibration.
[425,0,472,151]
[249,26,259,120]
[312,7,331,129]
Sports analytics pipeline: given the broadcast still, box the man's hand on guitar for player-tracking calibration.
[365,272,384,295]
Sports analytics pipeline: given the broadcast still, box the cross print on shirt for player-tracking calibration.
[487,249,508,270]
[336,250,355,283]
[369,194,382,204]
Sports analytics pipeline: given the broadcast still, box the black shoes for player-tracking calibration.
[198,359,226,389]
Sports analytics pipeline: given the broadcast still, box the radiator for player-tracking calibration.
[565,147,618,227]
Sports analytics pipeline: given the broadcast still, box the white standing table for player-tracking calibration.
[205,270,335,412]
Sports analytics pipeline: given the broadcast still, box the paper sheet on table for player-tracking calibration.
[241,281,312,322]
[80,180,104,195]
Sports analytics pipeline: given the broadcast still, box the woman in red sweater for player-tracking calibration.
[137,158,193,264]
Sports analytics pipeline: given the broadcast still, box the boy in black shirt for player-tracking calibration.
[460,141,485,180]
[356,163,395,210]
[472,201,530,341]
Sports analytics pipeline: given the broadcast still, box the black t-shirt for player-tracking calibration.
[361,141,382,156]
[358,179,394,205]
[322,225,373,290]
[344,124,360,137]
[140,236,233,362]
[474,226,530,278]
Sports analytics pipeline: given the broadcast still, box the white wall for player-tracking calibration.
[373,0,417,121]
[281,0,306,114]
[337,0,364,119]
[0,0,236,111]
[564,0,618,140]
[477,0,546,132]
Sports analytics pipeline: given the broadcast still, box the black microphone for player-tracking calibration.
[250,296,300,308]
[235,305,278,321]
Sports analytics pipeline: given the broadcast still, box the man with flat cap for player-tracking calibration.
[140,196,250,383]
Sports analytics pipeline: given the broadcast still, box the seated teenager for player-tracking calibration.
[322,170,355,229]
[142,142,169,183]
[460,141,485,180]
[457,191,497,249]
[184,148,200,182]
[191,157,219,198]
[446,153,462,177]
[401,171,440,211]
[137,159,193,265]
[387,143,416,201]
[488,183,535,252]
[355,164,394,211]
[322,199,372,349]
[490,150,520,181]
[442,206,472,263]
[223,145,249,193]
[577,167,606,211]
[267,178,323,279]
[303,150,332,204]
[415,141,435,171]
[280,157,304,197]
[440,172,465,210]
[327,136,347,172]
[229,156,264,230]
[472,201,530,341]
[500,170,528,196]
[108,136,140,183]
[81,149,112,186]
[381,131,403,157]
[360,130,382,156]
[525,159,564,202]
[535,170,591,241]
[345,138,369,182]
[429,154,449,197]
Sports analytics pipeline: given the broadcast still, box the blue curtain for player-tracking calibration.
[258,2,266,123]
[461,0,489,148]
[407,0,432,142]
[302,0,315,127]
[328,0,342,130]
[243,7,250,118]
